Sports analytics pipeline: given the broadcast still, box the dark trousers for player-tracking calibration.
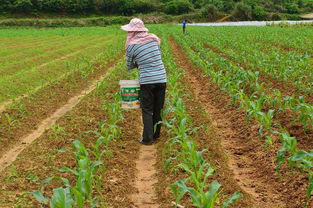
[140,83,166,142]
[183,26,186,33]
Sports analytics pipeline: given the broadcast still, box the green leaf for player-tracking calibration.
[59,168,79,176]
[29,190,49,203]
[177,163,192,174]
[205,180,221,201]
[58,148,68,153]
[91,161,103,170]
[50,187,74,208]
[170,179,189,203]
[292,150,313,161]
[164,157,175,172]
[70,187,84,208]
[222,192,243,208]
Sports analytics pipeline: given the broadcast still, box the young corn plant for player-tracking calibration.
[256,109,275,139]
[86,121,114,161]
[297,103,313,132]
[172,28,313,202]
[276,132,297,173]
[159,35,242,208]
[30,140,102,208]
[5,112,17,129]
[288,150,313,201]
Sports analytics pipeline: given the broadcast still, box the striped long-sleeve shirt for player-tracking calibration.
[126,41,167,85]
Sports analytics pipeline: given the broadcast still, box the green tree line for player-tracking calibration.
[0,0,312,18]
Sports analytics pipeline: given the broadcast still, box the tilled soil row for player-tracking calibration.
[0,38,110,112]
[0,65,116,172]
[203,43,308,99]
[154,74,253,207]
[0,37,103,77]
[0,65,140,207]
[271,42,313,58]
[131,138,160,208]
[0,54,122,158]
[1,46,101,111]
[0,35,90,64]
[169,37,312,208]
[254,40,313,58]
[202,42,313,151]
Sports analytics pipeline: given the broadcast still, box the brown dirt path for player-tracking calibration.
[0,66,116,172]
[301,13,313,19]
[169,37,287,208]
[132,145,159,208]
[131,117,160,208]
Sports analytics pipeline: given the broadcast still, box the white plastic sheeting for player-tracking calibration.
[188,20,313,27]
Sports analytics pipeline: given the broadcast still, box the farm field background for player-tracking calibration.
[0,25,312,208]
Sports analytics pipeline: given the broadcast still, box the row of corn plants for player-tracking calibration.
[186,32,312,135]
[0,36,78,63]
[158,33,242,207]
[185,27,312,91]
[0,36,120,102]
[0,36,105,77]
[172,31,313,202]
[27,61,126,207]
[182,30,313,133]
[0,36,123,136]
[0,26,125,103]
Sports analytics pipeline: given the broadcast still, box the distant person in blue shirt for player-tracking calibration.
[182,20,187,34]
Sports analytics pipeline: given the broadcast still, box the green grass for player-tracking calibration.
[0,26,125,103]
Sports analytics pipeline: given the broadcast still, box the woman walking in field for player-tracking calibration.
[121,18,167,145]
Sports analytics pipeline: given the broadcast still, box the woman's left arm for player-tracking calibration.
[126,50,136,70]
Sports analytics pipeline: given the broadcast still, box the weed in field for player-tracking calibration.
[25,171,40,183]
[5,112,17,129]
[50,124,65,140]
[6,166,18,182]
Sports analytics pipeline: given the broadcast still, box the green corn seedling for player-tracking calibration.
[276,132,297,173]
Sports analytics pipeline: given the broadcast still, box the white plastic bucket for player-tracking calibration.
[119,80,140,109]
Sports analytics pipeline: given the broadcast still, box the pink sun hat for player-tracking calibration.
[121,18,148,32]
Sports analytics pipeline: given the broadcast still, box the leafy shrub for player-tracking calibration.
[117,0,156,15]
[174,12,203,22]
[13,0,33,12]
[117,0,136,15]
[222,0,235,13]
[64,0,93,13]
[304,0,313,11]
[267,12,282,21]
[232,2,252,21]
[285,3,300,14]
[200,4,218,21]
[282,13,302,20]
[0,0,13,10]
[41,0,67,12]
[252,5,266,20]
[164,0,193,15]
[133,0,157,14]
